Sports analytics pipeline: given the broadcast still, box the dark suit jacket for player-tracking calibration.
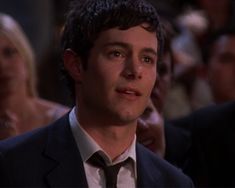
[0,114,192,187]
[165,101,235,187]
[165,121,192,170]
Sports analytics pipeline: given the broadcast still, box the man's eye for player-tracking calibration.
[108,50,124,58]
[142,56,155,64]
[106,50,126,61]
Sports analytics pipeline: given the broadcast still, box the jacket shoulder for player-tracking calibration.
[136,143,193,187]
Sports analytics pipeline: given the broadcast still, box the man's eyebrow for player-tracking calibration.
[103,42,158,56]
[102,42,129,49]
[142,48,158,57]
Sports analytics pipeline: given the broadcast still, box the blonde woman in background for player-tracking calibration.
[0,13,69,139]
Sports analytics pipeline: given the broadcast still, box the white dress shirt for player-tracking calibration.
[69,107,137,188]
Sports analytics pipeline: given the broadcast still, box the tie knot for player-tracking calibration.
[88,152,130,188]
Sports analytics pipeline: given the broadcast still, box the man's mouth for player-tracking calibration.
[116,87,142,100]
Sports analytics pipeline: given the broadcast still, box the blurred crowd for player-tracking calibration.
[149,0,235,119]
[2,0,235,118]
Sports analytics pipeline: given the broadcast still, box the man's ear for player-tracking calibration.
[63,49,83,82]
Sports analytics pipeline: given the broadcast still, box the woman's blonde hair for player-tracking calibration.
[0,13,37,97]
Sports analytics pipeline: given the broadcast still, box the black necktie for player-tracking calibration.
[88,152,130,188]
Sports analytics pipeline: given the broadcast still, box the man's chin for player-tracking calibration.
[114,113,140,126]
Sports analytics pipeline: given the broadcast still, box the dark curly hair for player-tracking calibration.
[60,0,164,101]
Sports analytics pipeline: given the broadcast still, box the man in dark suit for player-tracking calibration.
[165,27,235,187]
[0,0,193,187]
[165,101,235,187]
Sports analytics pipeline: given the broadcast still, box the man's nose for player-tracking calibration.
[121,56,143,80]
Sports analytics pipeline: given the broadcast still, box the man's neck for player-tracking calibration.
[85,124,136,160]
[76,107,137,160]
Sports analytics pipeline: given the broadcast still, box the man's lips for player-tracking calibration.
[115,87,142,98]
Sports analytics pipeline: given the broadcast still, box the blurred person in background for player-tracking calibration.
[163,10,213,119]
[189,0,235,30]
[169,0,235,31]
[0,0,73,107]
[0,0,54,65]
[158,0,235,120]
[0,13,69,140]
[166,100,235,187]
[164,27,235,187]
[137,99,165,158]
[202,27,235,103]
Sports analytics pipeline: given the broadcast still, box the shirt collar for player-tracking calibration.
[69,107,136,165]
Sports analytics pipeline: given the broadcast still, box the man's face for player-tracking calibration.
[79,25,158,125]
[208,35,235,103]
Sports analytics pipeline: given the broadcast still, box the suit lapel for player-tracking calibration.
[43,114,88,187]
[136,143,161,187]
[40,115,166,187]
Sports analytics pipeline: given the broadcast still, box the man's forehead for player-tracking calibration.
[95,26,158,48]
